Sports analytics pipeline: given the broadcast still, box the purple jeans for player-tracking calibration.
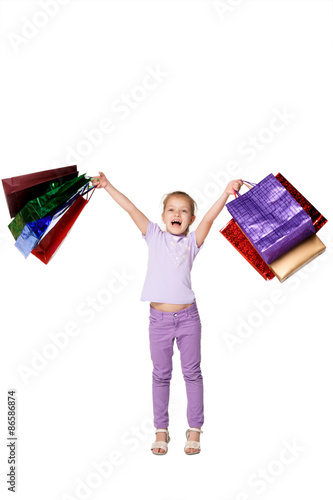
[149,300,204,428]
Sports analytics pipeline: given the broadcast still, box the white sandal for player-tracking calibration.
[151,428,170,455]
[184,427,203,455]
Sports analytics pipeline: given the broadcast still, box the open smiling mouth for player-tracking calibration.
[171,220,181,226]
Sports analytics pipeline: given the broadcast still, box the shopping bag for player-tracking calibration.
[226,173,316,264]
[8,174,89,240]
[14,183,90,258]
[220,218,275,280]
[268,234,326,282]
[14,216,53,258]
[275,173,327,231]
[2,165,78,218]
[31,186,95,264]
[220,173,327,279]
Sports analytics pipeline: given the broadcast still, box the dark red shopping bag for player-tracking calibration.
[220,218,276,280]
[275,173,327,231]
[31,187,95,264]
[2,165,78,218]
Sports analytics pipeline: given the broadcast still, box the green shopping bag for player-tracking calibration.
[8,174,89,240]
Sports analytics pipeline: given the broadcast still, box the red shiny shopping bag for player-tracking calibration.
[221,218,275,280]
[2,165,78,218]
[31,187,95,264]
[275,173,327,231]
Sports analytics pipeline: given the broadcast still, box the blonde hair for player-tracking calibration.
[161,191,197,236]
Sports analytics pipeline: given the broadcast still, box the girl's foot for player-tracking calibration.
[185,429,200,453]
[184,427,203,454]
[151,428,169,454]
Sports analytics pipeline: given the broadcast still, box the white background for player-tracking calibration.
[0,1,332,499]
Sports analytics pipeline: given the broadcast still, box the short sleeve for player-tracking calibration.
[189,229,204,258]
[142,220,161,243]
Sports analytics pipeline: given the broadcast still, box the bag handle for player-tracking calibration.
[51,181,96,220]
[233,179,257,198]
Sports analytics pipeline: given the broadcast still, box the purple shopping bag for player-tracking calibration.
[226,173,315,264]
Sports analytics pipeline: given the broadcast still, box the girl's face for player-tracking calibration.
[162,196,196,235]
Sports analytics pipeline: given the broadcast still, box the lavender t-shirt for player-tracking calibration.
[140,220,204,304]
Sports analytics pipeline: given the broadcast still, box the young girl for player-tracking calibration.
[91,171,242,455]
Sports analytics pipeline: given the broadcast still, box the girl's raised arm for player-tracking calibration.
[91,171,149,236]
[195,179,243,247]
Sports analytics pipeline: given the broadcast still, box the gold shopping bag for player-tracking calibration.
[268,234,326,282]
